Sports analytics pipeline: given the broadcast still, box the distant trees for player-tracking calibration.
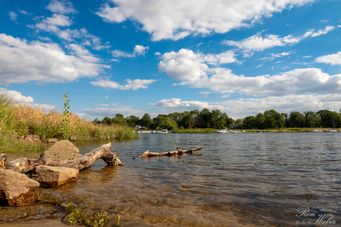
[93,108,341,130]
[288,111,305,127]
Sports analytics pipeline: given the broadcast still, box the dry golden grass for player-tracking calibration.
[0,95,136,145]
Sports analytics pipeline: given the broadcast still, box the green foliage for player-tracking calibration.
[0,95,15,133]
[288,111,305,127]
[140,113,153,128]
[263,110,286,128]
[0,134,47,153]
[317,110,341,128]
[62,93,71,139]
[114,126,138,141]
[304,111,321,127]
[93,107,341,130]
[0,94,137,153]
[63,201,120,227]
[152,114,178,130]
[64,202,83,225]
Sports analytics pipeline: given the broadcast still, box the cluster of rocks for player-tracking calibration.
[0,140,122,207]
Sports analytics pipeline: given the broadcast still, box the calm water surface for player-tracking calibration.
[1,133,341,226]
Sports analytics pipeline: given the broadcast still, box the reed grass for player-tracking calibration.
[0,95,137,153]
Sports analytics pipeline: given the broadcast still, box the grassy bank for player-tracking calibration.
[0,96,137,153]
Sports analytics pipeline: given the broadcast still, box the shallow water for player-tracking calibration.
[1,133,341,226]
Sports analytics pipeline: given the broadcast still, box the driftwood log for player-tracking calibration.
[139,147,202,158]
[0,143,122,174]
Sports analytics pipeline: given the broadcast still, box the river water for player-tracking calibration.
[1,133,341,226]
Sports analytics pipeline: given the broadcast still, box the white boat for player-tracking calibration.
[137,130,152,134]
[217,129,229,133]
[151,129,169,134]
[217,129,241,133]
[327,129,338,133]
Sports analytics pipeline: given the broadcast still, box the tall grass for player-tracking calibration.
[0,95,137,152]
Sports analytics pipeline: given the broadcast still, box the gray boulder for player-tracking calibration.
[0,169,40,206]
[33,165,79,187]
[40,140,81,161]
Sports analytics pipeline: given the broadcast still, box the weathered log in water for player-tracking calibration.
[139,147,202,158]
[44,143,122,170]
[0,143,122,174]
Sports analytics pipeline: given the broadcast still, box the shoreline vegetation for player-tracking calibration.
[94,108,341,133]
[0,95,136,153]
[172,128,341,133]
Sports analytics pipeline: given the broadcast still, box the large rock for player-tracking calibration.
[33,165,80,187]
[0,169,40,206]
[40,140,81,161]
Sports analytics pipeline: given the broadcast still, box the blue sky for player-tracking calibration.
[0,0,341,119]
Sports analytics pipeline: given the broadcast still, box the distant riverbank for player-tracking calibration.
[171,128,341,133]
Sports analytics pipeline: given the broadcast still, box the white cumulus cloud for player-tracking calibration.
[0,33,106,84]
[97,0,312,41]
[159,49,341,96]
[155,98,223,111]
[0,88,34,104]
[112,44,149,58]
[90,79,156,90]
[223,26,335,52]
[47,0,76,14]
[84,104,143,117]
[315,52,341,65]
[35,14,72,33]
[0,88,56,112]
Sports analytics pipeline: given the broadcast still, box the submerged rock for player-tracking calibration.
[0,169,40,206]
[40,140,81,161]
[33,165,79,188]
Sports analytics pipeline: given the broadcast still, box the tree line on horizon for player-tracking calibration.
[93,108,341,130]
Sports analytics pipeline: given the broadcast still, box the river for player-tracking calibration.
[1,133,340,226]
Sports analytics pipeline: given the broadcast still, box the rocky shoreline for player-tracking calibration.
[0,140,122,207]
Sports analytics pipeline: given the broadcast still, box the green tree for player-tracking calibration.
[304,111,321,127]
[102,116,112,125]
[112,113,127,125]
[243,116,256,129]
[198,108,212,128]
[288,111,305,127]
[153,115,178,130]
[126,115,140,127]
[233,119,243,129]
[254,113,265,129]
[317,110,341,128]
[140,113,153,128]
[210,110,227,129]
[263,110,285,128]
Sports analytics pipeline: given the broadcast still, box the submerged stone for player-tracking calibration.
[33,165,79,188]
[0,169,40,207]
